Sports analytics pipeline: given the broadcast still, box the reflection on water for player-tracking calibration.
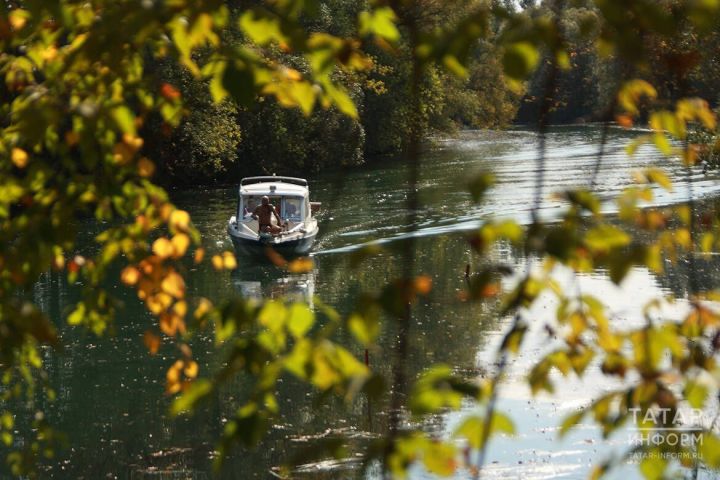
[231,268,315,305]
[24,127,720,479]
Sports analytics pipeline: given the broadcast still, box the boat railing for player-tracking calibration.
[240,176,308,187]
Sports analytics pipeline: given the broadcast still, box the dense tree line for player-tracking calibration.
[147,0,519,185]
[517,0,720,124]
[85,0,720,185]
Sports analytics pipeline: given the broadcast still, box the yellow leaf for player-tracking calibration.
[8,9,29,31]
[159,203,173,221]
[643,168,673,192]
[147,292,173,315]
[166,381,182,395]
[41,45,58,61]
[701,233,714,253]
[160,312,179,336]
[287,303,314,339]
[652,133,672,155]
[194,298,212,319]
[503,41,540,80]
[222,251,237,270]
[649,110,685,138]
[120,266,141,286]
[239,10,288,45]
[677,98,717,131]
[283,67,302,81]
[169,209,191,232]
[675,228,691,249]
[422,441,458,476]
[211,254,223,270]
[11,148,28,168]
[52,254,65,271]
[288,257,313,273]
[161,271,186,299]
[171,233,190,258]
[173,300,187,317]
[167,360,183,383]
[183,360,199,379]
[166,360,183,394]
[258,301,287,331]
[618,79,657,115]
[358,7,400,42]
[122,133,144,151]
[152,237,175,259]
[194,247,205,264]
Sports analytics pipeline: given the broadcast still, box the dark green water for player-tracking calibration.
[29,127,720,479]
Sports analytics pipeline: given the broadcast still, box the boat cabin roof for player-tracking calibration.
[239,177,309,197]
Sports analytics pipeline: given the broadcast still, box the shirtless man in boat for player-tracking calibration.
[252,196,283,235]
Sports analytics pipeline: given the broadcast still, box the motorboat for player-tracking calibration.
[227,176,319,256]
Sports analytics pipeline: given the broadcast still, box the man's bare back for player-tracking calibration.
[252,196,282,234]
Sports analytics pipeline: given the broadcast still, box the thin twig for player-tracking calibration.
[474,2,564,476]
[384,8,423,477]
[589,106,613,191]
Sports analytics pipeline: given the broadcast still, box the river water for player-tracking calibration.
[29,126,720,479]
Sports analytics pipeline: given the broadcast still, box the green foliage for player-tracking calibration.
[235,93,365,175]
[4,0,720,479]
[143,59,243,183]
[454,413,515,449]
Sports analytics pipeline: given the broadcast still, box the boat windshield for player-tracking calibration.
[241,195,303,220]
[283,197,302,221]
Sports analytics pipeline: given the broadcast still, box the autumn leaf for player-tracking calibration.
[152,237,175,259]
[147,292,173,315]
[211,255,223,270]
[173,300,187,317]
[161,271,186,299]
[143,330,161,354]
[183,360,199,379]
[112,142,134,165]
[208,253,233,273]
[8,9,29,31]
[171,234,190,258]
[120,266,141,286]
[160,312,179,336]
[166,360,184,394]
[11,148,28,168]
[138,157,156,177]
[288,257,313,273]
[169,209,191,232]
[194,298,212,319]
[222,251,237,270]
[160,83,182,101]
[615,114,633,128]
[414,275,433,295]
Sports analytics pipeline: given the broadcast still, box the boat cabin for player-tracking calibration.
[228,176,319,255]
[236,177,311,234]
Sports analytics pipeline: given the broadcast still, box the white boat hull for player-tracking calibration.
[227,221,317,256]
